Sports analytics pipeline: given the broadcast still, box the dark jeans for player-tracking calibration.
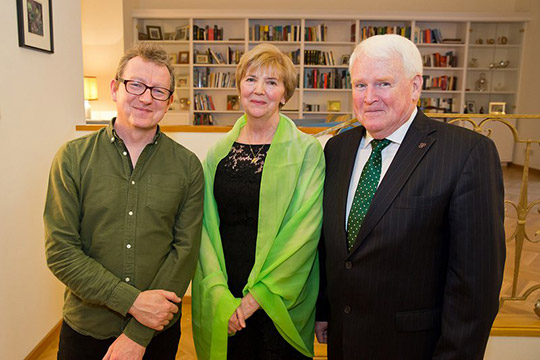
[227,310,311,360]
[57,319,180,360]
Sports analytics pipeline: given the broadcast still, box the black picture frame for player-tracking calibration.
[17,0,54,53]
[146,25,163,40]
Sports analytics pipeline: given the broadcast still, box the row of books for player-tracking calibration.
[415,27,444,44]
[193,113,215,125]
[357,25,412,40]
[286,49,301,65]
[194,94,216,110]
[250,25,301,42]
[305,24,328,42]
[304,50,336,66]
[422,75,458,91]
[422,51,458,68]
[198,48,244,65]
[193,25,224,41]
[304,69,351,89]
[418,97,457,113]
[194,69,236,88]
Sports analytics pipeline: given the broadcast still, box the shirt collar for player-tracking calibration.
[106,117,162,144]
[362,107,417,149]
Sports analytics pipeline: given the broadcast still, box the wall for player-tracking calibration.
[0,0,83,359]
[81,0,124,118]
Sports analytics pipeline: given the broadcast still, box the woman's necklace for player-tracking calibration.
[247,125,276,164]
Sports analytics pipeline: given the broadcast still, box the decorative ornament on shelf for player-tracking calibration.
[475,73,488,92]
[83,76,98,120]
[468,58,478,68]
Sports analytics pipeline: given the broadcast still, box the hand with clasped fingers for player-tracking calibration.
[228,292,260,335]
[315,321,328,344]
[128,289,181,331]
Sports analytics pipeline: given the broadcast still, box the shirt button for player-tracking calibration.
[131,181,135,185]
[125,277,130,282]
[126,244,132,249]
[345,261,352,269]
[123,151,128,156]
[344,305,352,314]
[110,137,115,142]
[128,211,133,216]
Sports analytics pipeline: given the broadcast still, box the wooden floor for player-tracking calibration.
[33,165,540,360]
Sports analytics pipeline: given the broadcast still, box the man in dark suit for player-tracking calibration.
[315,34,505,359]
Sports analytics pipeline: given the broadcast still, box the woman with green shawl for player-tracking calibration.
[192,43,324,359]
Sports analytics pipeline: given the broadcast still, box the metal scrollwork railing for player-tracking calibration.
[315,113,540,317]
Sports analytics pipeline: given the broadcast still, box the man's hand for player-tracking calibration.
[315,321,328,344]
[128,290,180,331]
[103,334,145,360]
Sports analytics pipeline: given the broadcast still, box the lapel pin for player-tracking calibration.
[418,142,427,149]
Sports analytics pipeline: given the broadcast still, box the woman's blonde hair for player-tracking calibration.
[235,43,297,105]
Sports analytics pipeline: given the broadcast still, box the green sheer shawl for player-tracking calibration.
[192,114,324,359]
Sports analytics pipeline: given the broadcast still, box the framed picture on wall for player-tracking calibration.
[146,25,163,40]
[16,0,54,53]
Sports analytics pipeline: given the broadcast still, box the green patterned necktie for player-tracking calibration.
[347,138,391,251]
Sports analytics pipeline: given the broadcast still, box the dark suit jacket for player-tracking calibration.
[317,111,505,359]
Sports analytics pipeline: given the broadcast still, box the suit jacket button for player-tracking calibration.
[345,261,352,269]
[344,305,352,314]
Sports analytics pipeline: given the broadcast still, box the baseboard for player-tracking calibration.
[25,319,62,360]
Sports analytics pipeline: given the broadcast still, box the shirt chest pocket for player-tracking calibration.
[145,174,186,214]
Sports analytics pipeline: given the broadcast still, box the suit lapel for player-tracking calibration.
[347,112,437,256]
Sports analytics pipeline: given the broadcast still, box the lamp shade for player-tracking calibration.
[83,76,99,101]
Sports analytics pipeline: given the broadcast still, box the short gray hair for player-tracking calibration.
[349,34,423,79]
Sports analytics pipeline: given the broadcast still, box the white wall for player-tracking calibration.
[0,0,83,358]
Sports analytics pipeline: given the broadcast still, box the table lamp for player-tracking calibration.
[83,76,98,120]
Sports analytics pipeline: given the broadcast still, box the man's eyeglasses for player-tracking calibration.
[117,78,173,101]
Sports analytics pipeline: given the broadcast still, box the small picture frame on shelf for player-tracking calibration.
[327,100,341,112]
[227,95,240,111]
[176,25,190,41]
[489,102,506,114]
[146,25,163,40]
[177,75,189,88]
[167,53,178,64]
[178,51,189,64]
[466,100,476,114]
[341,55,350,65]
[196,54,209,64]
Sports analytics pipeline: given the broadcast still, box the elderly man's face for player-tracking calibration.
[111,56,172,132]
[351,55,421,139]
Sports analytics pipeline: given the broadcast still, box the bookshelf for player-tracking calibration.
[132,11,527,125]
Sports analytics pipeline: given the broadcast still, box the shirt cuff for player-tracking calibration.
[123,318,156,347]
[106,281,141,316]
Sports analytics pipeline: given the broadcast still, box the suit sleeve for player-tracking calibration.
[433,135,505,359]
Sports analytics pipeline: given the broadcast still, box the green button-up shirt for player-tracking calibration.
[44,121,203,346]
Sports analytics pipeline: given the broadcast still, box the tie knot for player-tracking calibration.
[370,138,391,153]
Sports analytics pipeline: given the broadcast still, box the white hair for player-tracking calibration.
[349,34,423,79]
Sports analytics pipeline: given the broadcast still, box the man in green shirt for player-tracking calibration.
[44,43,203,360]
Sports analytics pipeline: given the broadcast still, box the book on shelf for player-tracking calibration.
[304,68,351,89]
[305,24,328,42]
[422,75,457,91]
[194,94,216,110]
[419,97,457,113]
[250,24,300,42]
[415,27,444,44]
[360,25,411,40]
[193,24,224,40]
[193,113,214,125]
[304,50,336,66]
[194,68,236,88]
[422,51,457,67]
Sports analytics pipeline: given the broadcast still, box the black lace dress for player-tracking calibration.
[214,142,310,360]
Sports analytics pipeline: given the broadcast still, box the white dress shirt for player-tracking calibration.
[345,108,417,227]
